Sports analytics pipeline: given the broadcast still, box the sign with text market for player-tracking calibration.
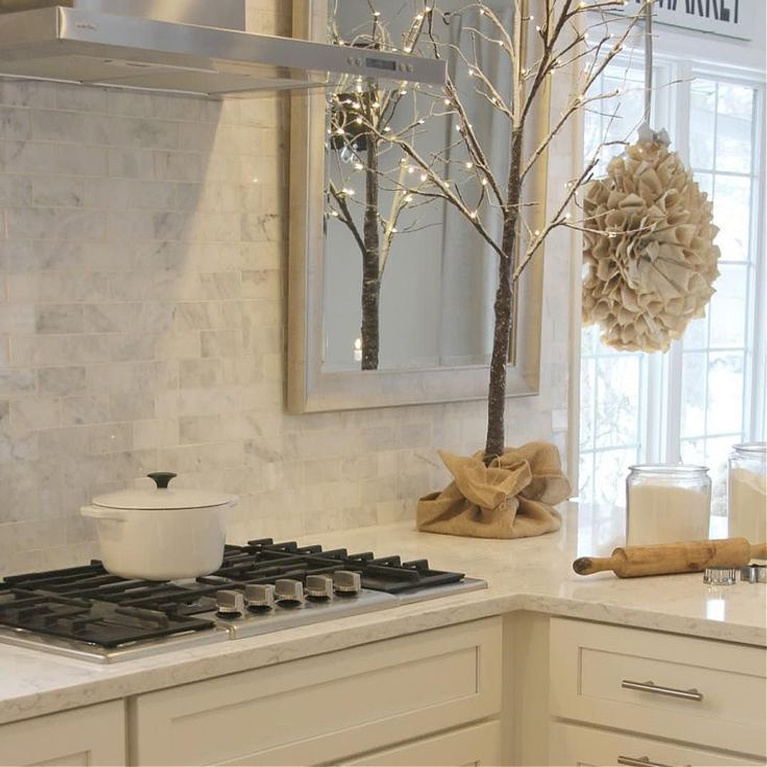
[614,0,752,41]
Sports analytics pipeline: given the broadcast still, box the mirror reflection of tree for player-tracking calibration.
[326,3,437,371]
[325,1,515,375]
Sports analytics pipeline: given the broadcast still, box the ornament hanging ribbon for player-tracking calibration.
[637,123,669,145]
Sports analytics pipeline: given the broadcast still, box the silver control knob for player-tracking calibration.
[215,589,244,616]
[244,583,275,610]
[333,570,361,595]
[305,575,334,600]
[275,578,304,605]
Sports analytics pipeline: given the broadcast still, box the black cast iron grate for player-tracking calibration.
[0,539,466,648]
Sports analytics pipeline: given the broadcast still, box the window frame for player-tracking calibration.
[666,62,766,463]
[573,31,767,505]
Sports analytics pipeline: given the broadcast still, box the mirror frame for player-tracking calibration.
[287,0,549,414]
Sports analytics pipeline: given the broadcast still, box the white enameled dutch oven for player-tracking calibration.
[81,472,238,581]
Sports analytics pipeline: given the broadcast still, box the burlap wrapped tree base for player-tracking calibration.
[417,442,572,539]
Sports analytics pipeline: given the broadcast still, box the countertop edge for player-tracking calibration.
[1,589,765,727]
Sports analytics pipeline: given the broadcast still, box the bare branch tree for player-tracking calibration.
[326,3,434,370]
[349,0,651,462]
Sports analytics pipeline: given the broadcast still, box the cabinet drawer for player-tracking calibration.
[549,721,765,767]
[550,618,767,756]
[132,618,502,766]
[341,720,501,766]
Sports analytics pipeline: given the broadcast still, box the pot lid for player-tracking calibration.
[92,472,236,510]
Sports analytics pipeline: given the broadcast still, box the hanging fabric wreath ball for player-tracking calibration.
[582,125,721,353]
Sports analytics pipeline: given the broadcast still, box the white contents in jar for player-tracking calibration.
[728,468,767,543]
[627,484,710,545]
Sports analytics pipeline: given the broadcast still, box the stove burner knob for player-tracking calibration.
[333,570,361,596]
[244,584,275,611]
[305,575,334,600]
[274,578,304,606]
[215,590,244,617]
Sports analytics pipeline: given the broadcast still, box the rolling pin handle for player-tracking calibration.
[573,556,615,575]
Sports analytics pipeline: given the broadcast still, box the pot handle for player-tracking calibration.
[80,505,127,522]
[147,472,177,489]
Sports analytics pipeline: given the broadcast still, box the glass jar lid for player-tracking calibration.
[731,442,767,455]
[628,463,709,475]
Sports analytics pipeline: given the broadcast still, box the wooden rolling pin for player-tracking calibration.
[573,538,767,578]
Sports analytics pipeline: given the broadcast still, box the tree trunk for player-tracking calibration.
[484,127,524,463]
[361,137,381,370]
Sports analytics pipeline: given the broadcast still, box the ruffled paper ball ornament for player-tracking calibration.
[582,126,721,352]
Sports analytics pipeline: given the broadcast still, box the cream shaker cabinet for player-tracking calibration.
[549,617,767,765]
[0,700,126,767]
[130,617,503,766]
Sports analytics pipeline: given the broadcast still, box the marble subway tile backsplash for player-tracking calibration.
[0,1,573,575]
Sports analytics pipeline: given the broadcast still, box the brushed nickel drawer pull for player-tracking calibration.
[621,679,704,701]
[618,755,687,767]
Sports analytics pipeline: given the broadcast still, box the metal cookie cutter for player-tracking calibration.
[740,564,767,583]
[703,567,737,585]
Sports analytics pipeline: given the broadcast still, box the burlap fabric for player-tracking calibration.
[416,442,571,539]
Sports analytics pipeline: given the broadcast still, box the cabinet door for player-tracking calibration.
[133,618,502,767]
[0,701,125,767]
[549,721,765,767]
[341,720,501,766]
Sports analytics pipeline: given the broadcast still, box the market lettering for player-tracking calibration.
[627,0,741,27]
[686,0,739,23]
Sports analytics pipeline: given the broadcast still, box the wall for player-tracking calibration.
[0,1,574,575]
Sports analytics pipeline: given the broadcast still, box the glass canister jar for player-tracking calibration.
[727,443,767,543]
[626,464,712,546]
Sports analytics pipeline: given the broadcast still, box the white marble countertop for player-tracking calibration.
[0,503,765,726]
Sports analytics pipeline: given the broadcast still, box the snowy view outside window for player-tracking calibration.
[579,59,765,515]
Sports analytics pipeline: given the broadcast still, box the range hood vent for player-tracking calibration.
[0,0,445,97]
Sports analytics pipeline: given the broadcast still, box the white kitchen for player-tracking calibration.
[0,1,765,766]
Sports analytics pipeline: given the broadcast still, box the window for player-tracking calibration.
[578,53,766,513]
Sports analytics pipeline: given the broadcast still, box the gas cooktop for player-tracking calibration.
[0,538,486,662]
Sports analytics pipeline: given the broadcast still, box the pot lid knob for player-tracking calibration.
[147,472,178,489]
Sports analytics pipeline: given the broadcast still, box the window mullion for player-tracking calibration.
[662,61,692,464]
[644,353,664,462]
[664,343,683,463]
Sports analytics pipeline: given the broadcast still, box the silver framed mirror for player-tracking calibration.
[287,0,549,414]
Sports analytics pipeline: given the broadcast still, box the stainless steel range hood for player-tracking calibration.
[0,0,445,97]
